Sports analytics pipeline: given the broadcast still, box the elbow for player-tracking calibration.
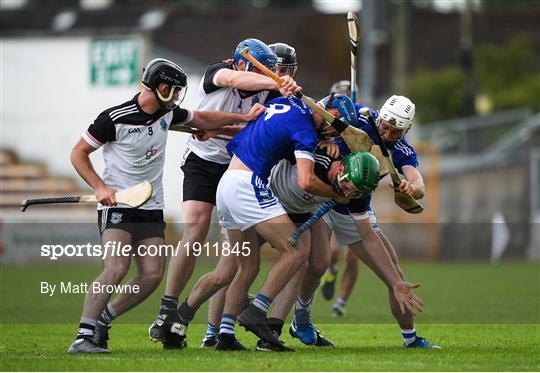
[297,175,313,192]
[219,74,236,88]
[70,147,87,169]
[70,148,78,167]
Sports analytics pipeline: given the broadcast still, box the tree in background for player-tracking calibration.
[405,34,540,123]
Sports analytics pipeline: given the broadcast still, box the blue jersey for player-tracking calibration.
[227,96,318,182]
[334,103,419,215]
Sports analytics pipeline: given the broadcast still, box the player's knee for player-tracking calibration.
[140,269,164,289]
[237,261,260,283]
[103,263,130,283]
[288,245,309,267]
[308,256,330,278]
[211,270,235,288]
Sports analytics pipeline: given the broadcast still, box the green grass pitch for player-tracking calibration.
[1,261,539,371]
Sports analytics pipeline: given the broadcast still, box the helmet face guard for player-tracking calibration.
[156,84,187,110]
[276,63,298,78]
[141,58,188,109]
[234,38,277,72]
[269,42,298,78]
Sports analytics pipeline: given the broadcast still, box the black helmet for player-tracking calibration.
[141,58,187,109]
[141,58,187,90]
[269,42,298,78]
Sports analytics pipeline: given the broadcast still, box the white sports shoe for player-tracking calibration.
[67,338,109,354]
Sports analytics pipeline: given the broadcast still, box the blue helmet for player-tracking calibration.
[233,38,277,72]
[317,93,358,126]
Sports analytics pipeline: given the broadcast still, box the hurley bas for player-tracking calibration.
[40,281,139,297]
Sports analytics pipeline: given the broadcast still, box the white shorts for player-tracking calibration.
[216,170,287,231]
[323,210,381,247]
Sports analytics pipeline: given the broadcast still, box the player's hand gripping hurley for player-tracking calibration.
[20,180,153,212]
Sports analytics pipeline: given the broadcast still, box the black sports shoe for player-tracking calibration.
[256,339,296,352]
[200,335,218,348]
[321,269,338,300]
[256,329,295,352]
[289,325,335,347]
[93,322,110,349]
[162,330,187,350]
[148,314,170,342]
[215,333,247,351]
[238,305,285,349]
[314,330,335,347]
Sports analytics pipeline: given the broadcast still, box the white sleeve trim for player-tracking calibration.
[294,150,315,161]
[212,68,227,87]
[183,109,195,125]
[351,212,370,221]
[82,130,103,149]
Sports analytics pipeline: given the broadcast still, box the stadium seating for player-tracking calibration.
[0,149,93,210]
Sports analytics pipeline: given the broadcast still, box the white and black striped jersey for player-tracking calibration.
[186,62,270,164]
[82,93,193,210]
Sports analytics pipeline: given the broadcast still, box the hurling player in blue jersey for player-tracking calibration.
[214,95,354,350]
[319,82,439,349]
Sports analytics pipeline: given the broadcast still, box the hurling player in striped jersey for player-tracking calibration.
[67,58,264,354]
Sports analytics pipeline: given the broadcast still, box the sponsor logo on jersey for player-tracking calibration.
[110,212,123,224]
[287,96,308,114]
[128,127,142,134]
[145,145,158,160]
[159,118,167,131]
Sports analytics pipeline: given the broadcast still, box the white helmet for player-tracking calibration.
[378,95,415,140]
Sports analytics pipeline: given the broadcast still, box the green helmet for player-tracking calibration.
[341,151,380,195]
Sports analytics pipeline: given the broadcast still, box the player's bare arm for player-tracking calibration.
[296,158,349,204]
[215,67,279,91]
[400,166,425,199]
[70,138,117,206]
[353,218,423,315]
[192,124,246,142]
[188,103,266,130]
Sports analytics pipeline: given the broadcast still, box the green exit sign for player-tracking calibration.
[91,38,140,86]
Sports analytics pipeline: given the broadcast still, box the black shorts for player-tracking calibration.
[288,212,311,225]
[181,151,229,205]
[97,208,165,242]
